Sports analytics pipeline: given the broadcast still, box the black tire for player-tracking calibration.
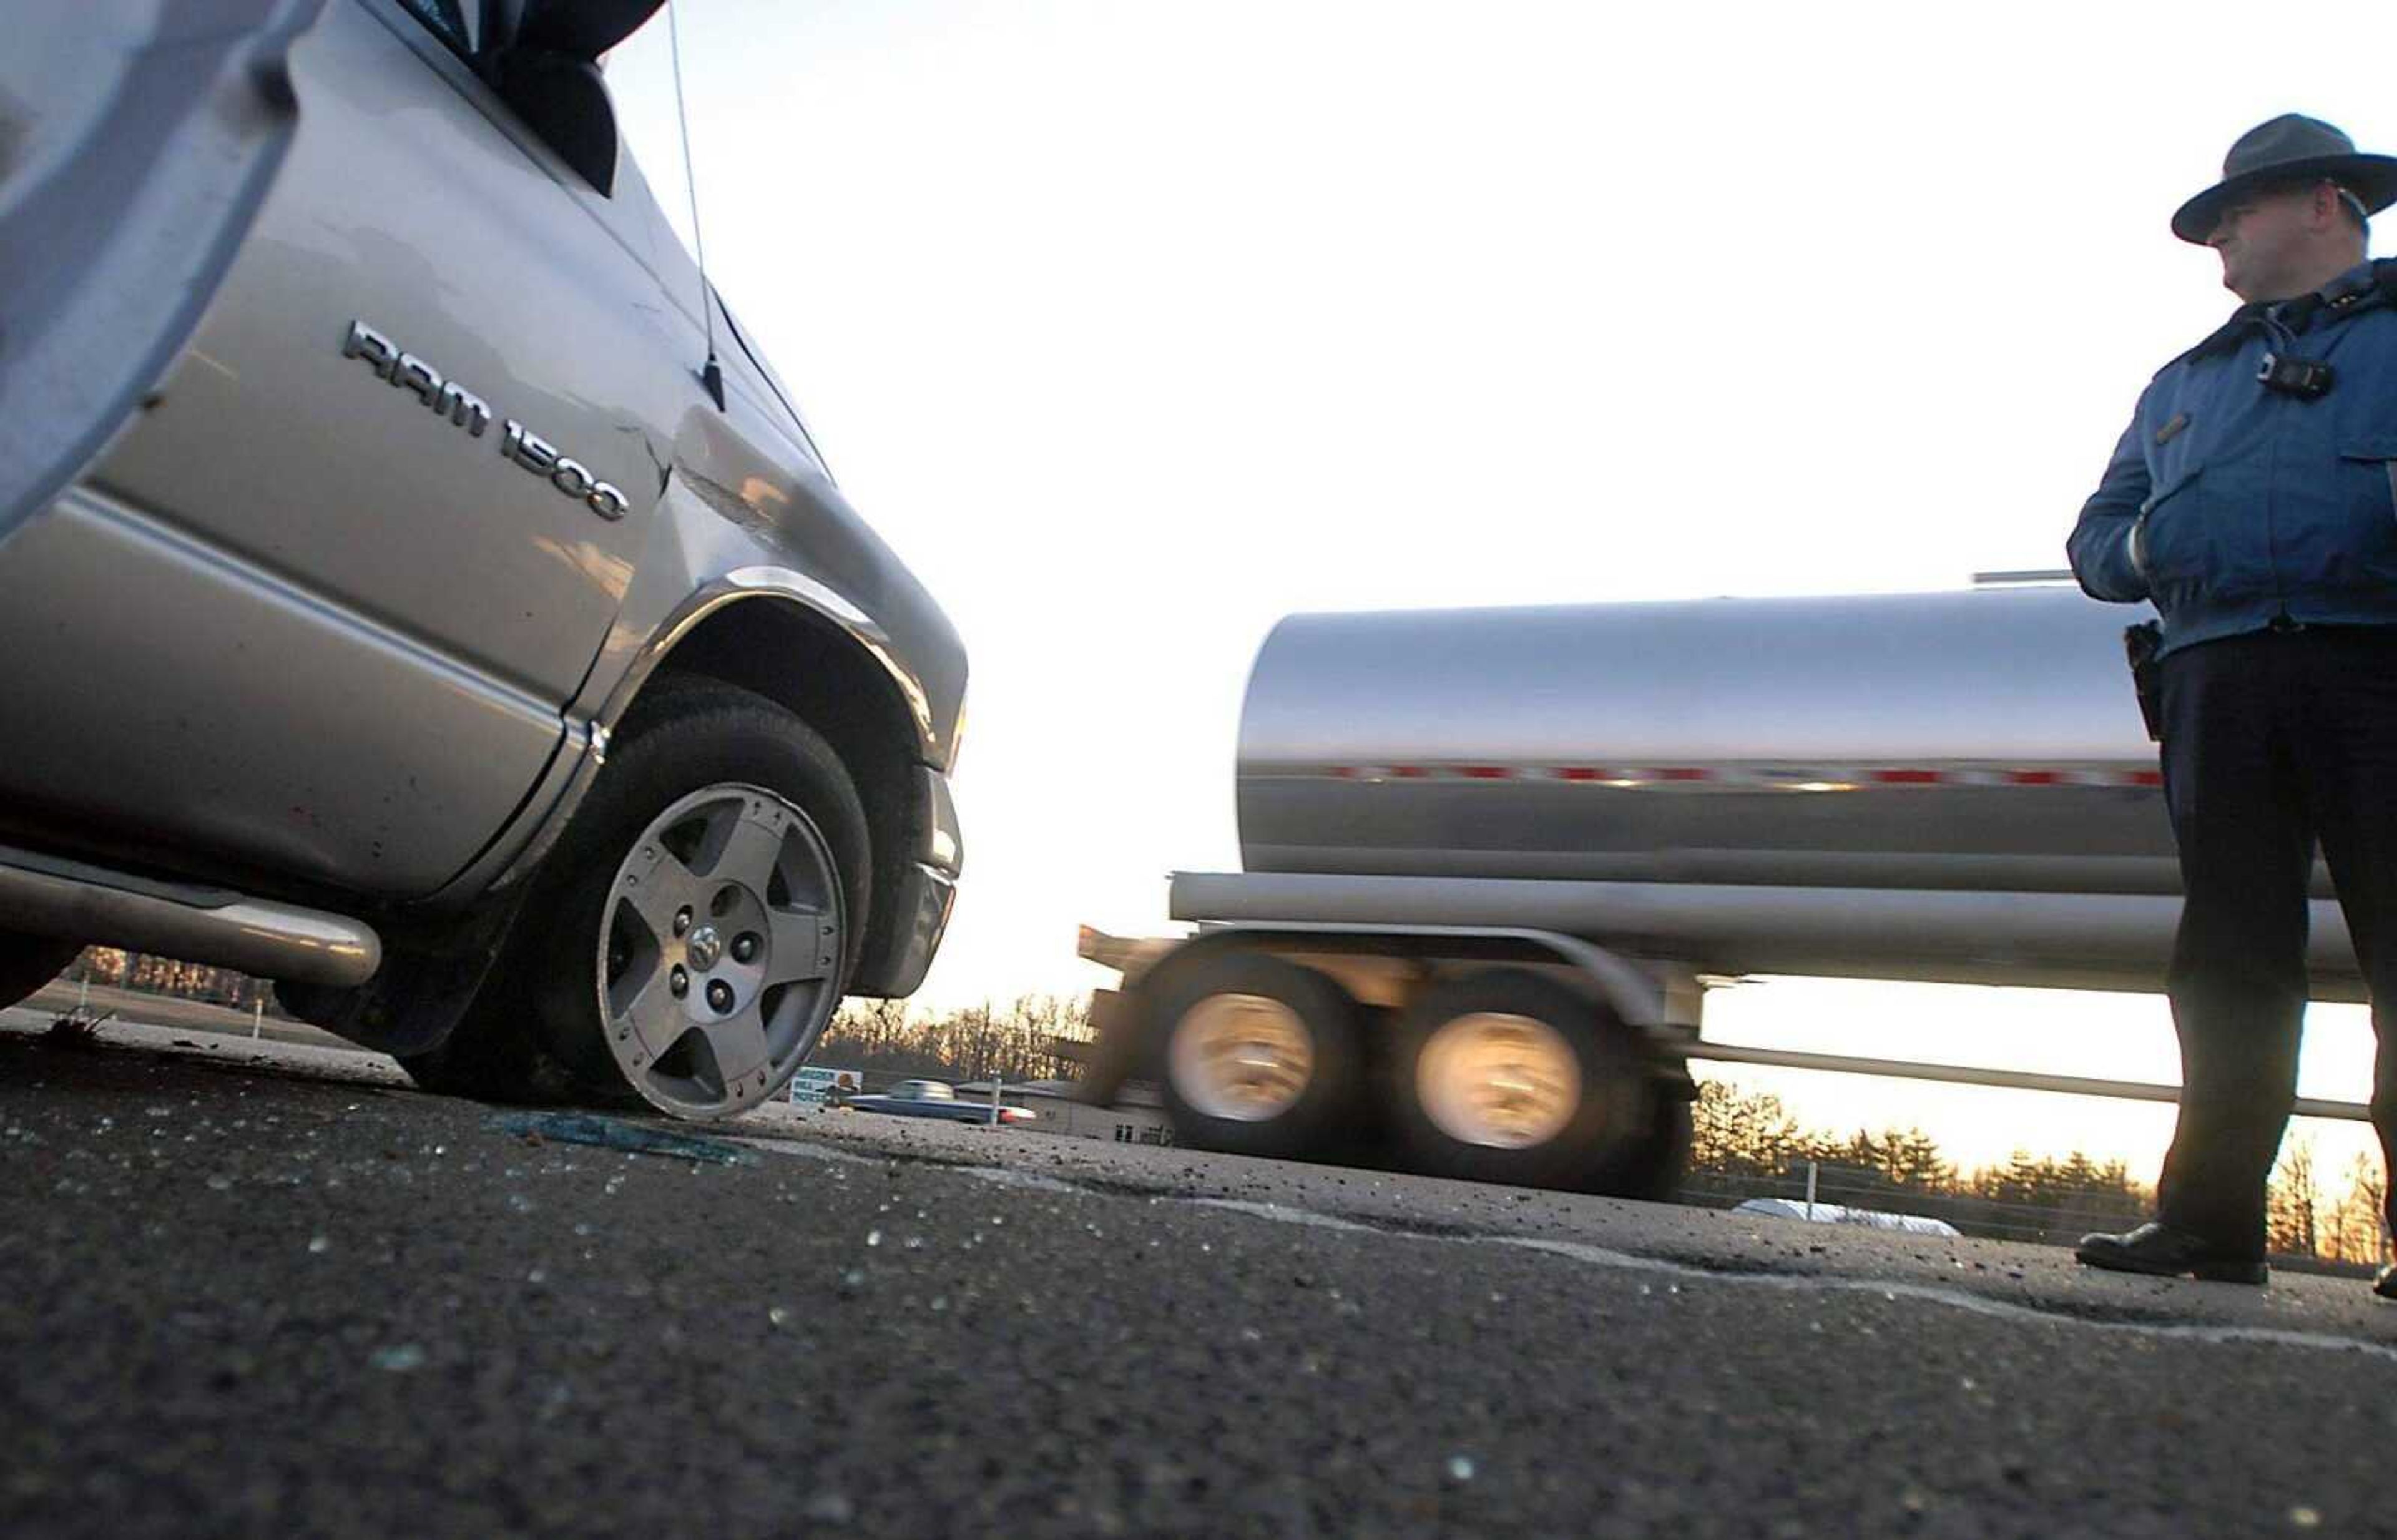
[1150,950,1368,1161]
[402,676,869,1117]
[1385,968,1651,1192]
[395,992,575,1104]
[1594,1091,1693,1203]
[0,932,82,1012]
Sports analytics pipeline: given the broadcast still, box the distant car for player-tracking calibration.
[846,1079,1037,1126]
[1732,1198,1963,1237]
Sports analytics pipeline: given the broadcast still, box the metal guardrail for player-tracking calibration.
[1689,1039,2372,1122]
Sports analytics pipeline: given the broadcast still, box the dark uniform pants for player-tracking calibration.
[2157,626,2397,1255]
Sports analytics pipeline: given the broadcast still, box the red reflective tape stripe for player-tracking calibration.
[1313,762,2162,785]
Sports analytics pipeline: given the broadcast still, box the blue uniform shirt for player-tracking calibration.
[2068,262,2397,655]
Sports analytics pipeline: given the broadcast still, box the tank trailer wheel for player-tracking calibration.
[1386,968,1654,1193]
[1152,951,1368,1160]
[1602,1092,1694,1204]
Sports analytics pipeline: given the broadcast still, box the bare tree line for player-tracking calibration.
[1687,1080,2393,1265]
[813,994,1094,1084]
[2267,1134,2390,1265]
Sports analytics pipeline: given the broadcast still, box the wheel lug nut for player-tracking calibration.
[732,933,760,964]
[706,980,735,1013]
[670,966,689,998]
[673,906,693,938]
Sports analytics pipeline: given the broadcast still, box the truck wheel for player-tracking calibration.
[1594,1091,1692,1203]
[1387,969,1649,1192]
[0,932,82,1012]
[1152,951,1366,1161]
[408,677,867,1120]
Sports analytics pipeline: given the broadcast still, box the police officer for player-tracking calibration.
[2068,115,2397,1293]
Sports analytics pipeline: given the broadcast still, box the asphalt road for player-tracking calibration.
[4,1019,2394,1538]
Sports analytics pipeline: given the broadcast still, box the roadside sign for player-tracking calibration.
[789,1066,863,1108]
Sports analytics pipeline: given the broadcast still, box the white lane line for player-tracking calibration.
[958,1165,1085,1195]
[745,1136,1091,1194]
[1499,1238,2397,1364]
[755,1147,2397,1366]
[1175,1202,2397,1366]
[1192,1198,1384,1235]
[730,1134,878,1167]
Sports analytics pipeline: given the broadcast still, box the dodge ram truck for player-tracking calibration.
[0,0,966,1120]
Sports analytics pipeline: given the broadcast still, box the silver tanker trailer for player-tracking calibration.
[1075,581,2372,1196]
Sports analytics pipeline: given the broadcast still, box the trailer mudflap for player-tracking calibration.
[1075,987,1140,1106]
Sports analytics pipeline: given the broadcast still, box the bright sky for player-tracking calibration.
[600,2,2389,1182]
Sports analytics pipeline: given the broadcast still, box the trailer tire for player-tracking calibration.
[1152,951,1366,1162]
[1386,968,1649,1192]
[1594,1091,1692,1203]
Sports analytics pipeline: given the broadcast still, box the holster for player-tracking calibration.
[2123,621,2164,743]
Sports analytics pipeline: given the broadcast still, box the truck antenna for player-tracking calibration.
[667,2,725,410]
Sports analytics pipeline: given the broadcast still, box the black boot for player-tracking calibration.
[2375,1265,2396,1301]
[2074,1221,2268,1285]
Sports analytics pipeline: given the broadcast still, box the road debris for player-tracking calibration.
[484,1111,748,1166]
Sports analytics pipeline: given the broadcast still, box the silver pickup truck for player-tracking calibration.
[0,1,967,1119]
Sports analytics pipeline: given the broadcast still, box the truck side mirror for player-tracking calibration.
[481,0,665,197]
[491,51,620,194]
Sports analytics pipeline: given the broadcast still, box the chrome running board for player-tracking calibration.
[0,845,380,986]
